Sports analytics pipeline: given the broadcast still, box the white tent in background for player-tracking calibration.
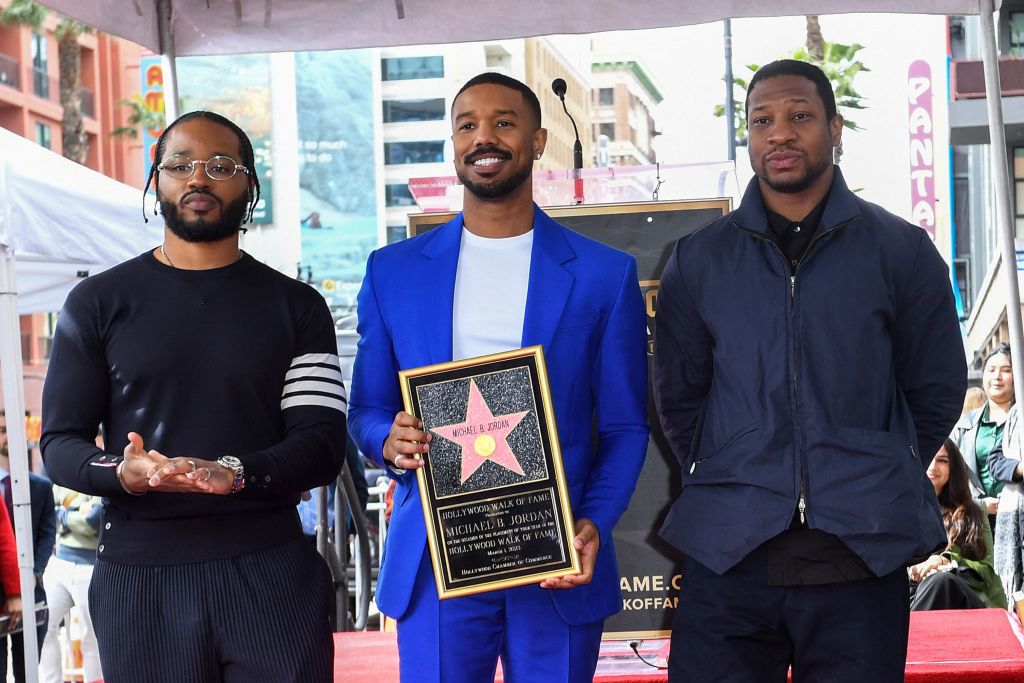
[8,0,1009,680]
[0,127,160,313]
[0,126,160,668]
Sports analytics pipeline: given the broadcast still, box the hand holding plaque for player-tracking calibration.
[399,345,580,599]
[383,411,428,471]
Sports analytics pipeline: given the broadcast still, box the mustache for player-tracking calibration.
[180,190,221,207]
[464,146,512,165]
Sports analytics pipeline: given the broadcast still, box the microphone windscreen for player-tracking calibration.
[551,78,568,99]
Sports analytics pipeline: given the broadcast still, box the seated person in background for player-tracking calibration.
[910,439,1006,611]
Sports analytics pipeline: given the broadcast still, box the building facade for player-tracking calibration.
[950,4,1024,368]
[590,59,662,167]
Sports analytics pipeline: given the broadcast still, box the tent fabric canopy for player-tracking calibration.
[39,0,998,57]
[0,126,160,313]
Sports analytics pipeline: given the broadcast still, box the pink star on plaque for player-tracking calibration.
[431,380,529,484]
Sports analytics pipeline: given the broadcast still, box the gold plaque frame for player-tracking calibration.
[399,345,580,599]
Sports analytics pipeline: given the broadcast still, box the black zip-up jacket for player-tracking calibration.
[655,168,965,577]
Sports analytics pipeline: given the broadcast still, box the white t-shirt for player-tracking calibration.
[452,227,534,361]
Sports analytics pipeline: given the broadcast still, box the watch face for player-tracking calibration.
[219,456,243,471]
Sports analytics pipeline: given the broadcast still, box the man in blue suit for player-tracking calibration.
[349,72,649,683]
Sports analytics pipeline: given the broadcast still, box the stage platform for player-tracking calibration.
[334,608,1024,682]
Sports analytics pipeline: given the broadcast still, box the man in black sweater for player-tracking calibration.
[40,112,347,683]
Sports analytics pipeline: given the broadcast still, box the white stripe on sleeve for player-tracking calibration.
[281,395,349,414]
[281,353,347,413]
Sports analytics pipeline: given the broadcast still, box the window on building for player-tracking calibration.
[1011,13,1024,56]
[1014,148,1024,235]
[383,98,446,123]
[31,32,48,99]
[598,88,614,106]
[381,56,444,81]
[384,141,444,165]
[386,225,408,243]
[35,122,51,150]
[598,122,615,140]
[385,183,417,207]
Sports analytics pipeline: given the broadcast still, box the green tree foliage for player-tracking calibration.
[111,94,166,139]
[0,0,47,30]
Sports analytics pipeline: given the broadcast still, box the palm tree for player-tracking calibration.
[806,16,824,61]
[55,17,90,163]
[111,94,166,139]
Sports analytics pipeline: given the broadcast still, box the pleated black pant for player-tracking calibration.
[90,539,334,683]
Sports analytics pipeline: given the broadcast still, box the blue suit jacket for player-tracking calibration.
[349,206,649,625]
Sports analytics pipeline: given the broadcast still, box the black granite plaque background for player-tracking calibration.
[417,366,548,498]
[439,487,566,582]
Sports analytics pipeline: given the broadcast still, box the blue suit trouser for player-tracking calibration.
[397,551,603,683]
[669,555,910,683]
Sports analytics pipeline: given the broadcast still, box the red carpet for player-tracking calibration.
[333,608,1024,682]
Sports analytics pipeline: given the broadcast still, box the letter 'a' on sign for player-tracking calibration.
[400,345,580,599]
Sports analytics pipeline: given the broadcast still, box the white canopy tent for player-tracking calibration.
[6,0,1009,679]
[0,126,159,668]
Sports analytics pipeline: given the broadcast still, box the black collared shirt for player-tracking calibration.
[749,190,875,585]
[765,192,829,274]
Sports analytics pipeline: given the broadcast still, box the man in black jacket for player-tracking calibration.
[655,60,966,682]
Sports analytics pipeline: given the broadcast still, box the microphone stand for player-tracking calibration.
[559,97,585,205]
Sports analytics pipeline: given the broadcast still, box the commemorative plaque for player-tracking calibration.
[399,345,580,599]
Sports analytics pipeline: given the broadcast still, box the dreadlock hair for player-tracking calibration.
[142,110,261,226]
[453,72,542,129]
[936,438,988,561]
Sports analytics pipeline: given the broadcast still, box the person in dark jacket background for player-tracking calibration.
[654,60,966,683]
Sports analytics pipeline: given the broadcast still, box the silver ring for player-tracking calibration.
[198,467,212,482]
[187,460,197,473]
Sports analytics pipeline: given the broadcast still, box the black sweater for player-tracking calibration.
[41,251,347,565]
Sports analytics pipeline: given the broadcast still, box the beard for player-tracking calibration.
[457,148,533,200]
[159,191,249,243]
[755,149,832,195]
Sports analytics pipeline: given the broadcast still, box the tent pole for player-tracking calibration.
[0,247,40,683]
[157,0,181,120]
[980,0,1024,393]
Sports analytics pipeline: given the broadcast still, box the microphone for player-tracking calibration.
[550,78,584,204]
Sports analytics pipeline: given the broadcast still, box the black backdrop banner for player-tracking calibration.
[409,199,731,637]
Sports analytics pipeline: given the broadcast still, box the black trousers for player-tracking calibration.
[669,556,910,683]
[0,585,46,683]
[90,539,334,683]
[910,571,985,611]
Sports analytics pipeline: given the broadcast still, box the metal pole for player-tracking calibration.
[0,248,39,683]
[980,0,1024,396]
[156,0,180,120]
[724,19,737,162]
